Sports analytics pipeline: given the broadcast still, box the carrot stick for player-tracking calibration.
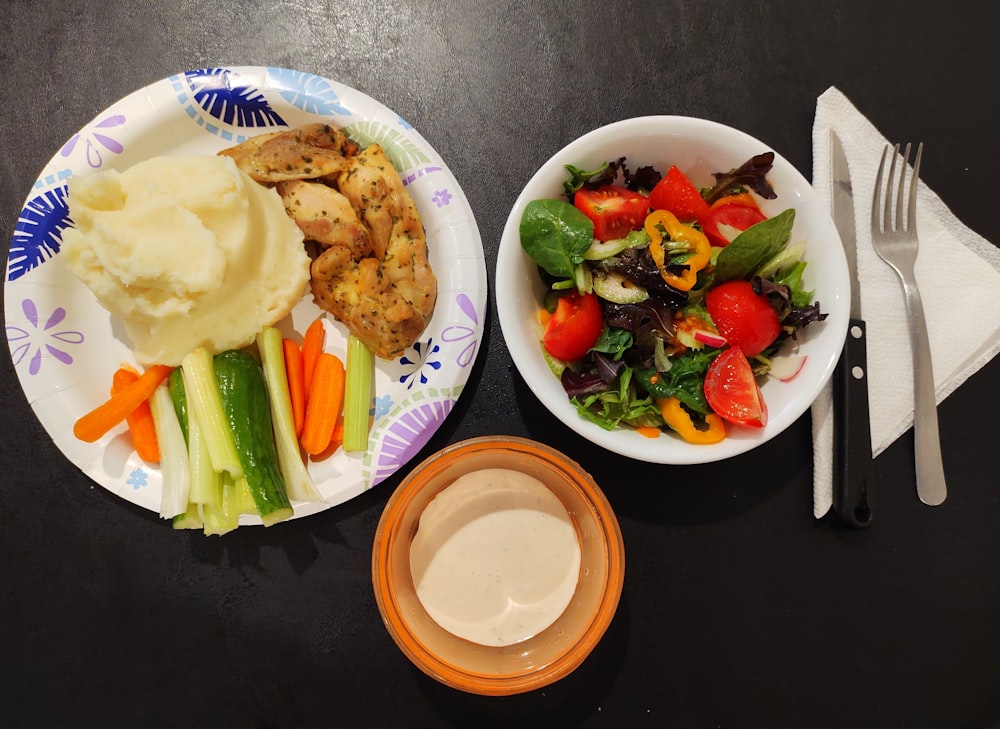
[300,352,345,456]
[300,317,326,398]
[74,364,173,443]
[330,418,345,450]
[282,338,306,437]
[111,367,161,462]
[309,418,346,462]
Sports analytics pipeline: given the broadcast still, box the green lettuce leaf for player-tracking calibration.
[713,208,796,282]
[634,349,718,415]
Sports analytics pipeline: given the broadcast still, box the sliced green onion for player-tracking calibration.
[343,334,374,452]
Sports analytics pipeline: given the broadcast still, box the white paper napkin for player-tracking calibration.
[811,87,1000,518]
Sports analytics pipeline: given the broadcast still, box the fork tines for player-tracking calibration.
[873,142,924,235]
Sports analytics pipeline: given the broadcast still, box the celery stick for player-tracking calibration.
[180,347,243,478]
[343,334,374,452]
[220,473,245,526]
[185,402,218,506]
[172,503,203,530]
[167,368,189,446]
[235,476,257,515]
[202,471,239,536]
[184,357,261,528]
[149,382,190,520]
[256,327,324,503]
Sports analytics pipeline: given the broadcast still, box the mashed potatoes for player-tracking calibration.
[60,155,310,365]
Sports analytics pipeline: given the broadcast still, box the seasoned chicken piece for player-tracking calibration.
[309,144,437,359]
[217,123,360,183]
[276,180,372,258]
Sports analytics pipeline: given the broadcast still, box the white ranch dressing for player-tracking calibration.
[409,468,581,647]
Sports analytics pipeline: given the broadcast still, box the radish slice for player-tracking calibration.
[693,329,727,348]
[717,222,743,244]
[769,350,807,381]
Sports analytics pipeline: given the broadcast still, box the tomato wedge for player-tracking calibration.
[648,165,710,223]
[542,291,603,361]
[704,347,767,427]
[701,203,767,247]
[705,280,781,357]
[574,185,649,242]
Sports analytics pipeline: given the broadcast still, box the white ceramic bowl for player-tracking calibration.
[496,116,849,464]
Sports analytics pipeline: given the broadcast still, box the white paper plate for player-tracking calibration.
[4,66,487,523]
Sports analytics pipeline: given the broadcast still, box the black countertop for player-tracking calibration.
[2,2,998,727]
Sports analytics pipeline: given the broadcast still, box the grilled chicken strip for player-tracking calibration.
[309,144,437,359]
[218,123,361,183]
[277,180,372,259]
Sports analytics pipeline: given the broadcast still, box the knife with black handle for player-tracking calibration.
[830,132,874,528]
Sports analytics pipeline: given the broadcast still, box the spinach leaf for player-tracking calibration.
[519,199,595,279]
[713,208,796,283]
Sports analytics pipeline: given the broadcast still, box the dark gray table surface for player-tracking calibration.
[3,2,998,727]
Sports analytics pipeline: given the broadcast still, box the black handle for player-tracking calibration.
[832,318,875,528]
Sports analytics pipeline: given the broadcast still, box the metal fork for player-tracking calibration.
[871,143,947,506]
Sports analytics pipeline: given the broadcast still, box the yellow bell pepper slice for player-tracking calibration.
[709,192,759,210]
[656,396,726,444]
[644,210,712,292]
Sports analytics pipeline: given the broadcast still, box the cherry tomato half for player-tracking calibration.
[701,203,767,247]
[705,280,781,357]
[542,291,603,361]
[574,185,649,242]
[704,347,768,427]
[648,165,710,223]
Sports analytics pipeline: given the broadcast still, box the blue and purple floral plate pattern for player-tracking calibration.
[4,67,487,523]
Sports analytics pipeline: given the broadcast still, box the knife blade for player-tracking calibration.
[830,131,874,528]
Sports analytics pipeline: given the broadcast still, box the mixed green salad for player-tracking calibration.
[518,153,827,444]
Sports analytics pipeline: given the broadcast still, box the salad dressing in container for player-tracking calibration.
[408,467,582,647]
[372,436,625,696]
